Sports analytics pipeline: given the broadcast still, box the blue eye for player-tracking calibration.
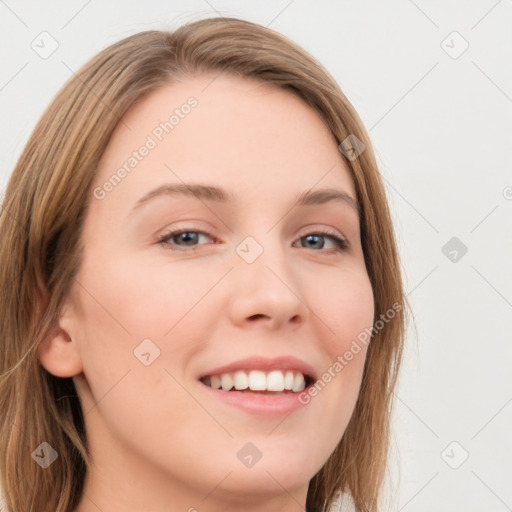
[157,228,348,253]
[158,230,212,249]
[296,231,348,251]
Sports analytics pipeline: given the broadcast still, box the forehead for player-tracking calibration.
[92,73,356,212]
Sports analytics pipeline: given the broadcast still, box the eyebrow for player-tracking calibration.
[129,183,360,216]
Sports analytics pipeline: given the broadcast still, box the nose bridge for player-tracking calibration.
[232,198,289,269]
[233,201,302,286]
[236,226,290,285]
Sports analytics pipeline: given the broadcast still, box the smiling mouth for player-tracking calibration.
[199,369,313,394]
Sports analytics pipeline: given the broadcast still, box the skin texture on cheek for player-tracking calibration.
[64,74,375,511]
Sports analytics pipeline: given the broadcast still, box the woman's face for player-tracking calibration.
[48,74,374,510]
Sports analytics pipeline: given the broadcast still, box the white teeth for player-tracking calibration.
[220,374,234,391]
[248,370,267,390]
[292,373,305,392]
[233,370,249,390]
[267,370,285,391]
[284,370,294,390]
[210,375,221,389]
[203,369,308,393]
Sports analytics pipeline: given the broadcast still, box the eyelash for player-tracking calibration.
[156,227,349,254]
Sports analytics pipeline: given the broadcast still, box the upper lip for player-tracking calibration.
[198,355,318,382]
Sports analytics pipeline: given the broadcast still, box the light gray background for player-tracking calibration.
[1,1,511,511]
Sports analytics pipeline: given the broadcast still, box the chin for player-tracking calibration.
[222,447,322,493]
[215,468,313,502]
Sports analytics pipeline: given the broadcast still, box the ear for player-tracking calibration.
[38,305,83,378]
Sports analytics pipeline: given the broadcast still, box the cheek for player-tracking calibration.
[304,270,374,426]
[71,248,226,405]
[74,246,210,339]
[316,268,375,355]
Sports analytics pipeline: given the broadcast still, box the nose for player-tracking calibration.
[226,237,309,331]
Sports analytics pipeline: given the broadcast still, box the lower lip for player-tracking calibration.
[199,382,310,417]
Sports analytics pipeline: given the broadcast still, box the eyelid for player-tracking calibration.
[296,224,347,242]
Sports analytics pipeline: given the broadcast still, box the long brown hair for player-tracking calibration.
[0,16,406,512]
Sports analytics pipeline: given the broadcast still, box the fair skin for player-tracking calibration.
[38,73,374,512]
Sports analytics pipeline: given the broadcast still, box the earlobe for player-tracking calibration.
[38,321,83,378]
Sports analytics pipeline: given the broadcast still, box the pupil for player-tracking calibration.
[179,232,197,245]
[305,234,323,249]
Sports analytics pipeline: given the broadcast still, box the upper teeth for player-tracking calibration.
[204,370,306,392]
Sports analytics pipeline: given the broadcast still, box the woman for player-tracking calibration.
[0,16,406,512]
